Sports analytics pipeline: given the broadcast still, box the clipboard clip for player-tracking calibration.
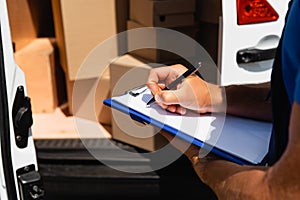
[125,84,148,97]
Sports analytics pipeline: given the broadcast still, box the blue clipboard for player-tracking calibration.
[103,85,272,166]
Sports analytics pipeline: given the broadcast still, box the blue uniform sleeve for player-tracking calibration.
[282,0,300,105]
[294,0,300,104]
[295,70,300,104]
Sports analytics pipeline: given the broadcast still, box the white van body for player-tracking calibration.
[219,0,290,85]
[0,0,43,199]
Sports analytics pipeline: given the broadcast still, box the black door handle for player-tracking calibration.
[237,48,277,64]
[12,86,33,148]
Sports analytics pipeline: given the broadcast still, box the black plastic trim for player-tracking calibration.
[0,23,18,199]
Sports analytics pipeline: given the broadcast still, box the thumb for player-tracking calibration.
[147,82,165,96]
[155,90,181,105]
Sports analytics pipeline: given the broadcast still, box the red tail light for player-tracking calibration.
[237,0,279,25]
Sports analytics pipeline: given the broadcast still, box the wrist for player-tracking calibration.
[208,83,226,113]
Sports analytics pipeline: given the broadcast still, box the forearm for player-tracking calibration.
[265,102,300,198]
[192,103,300,200]
[224,82,272,122]
[193,157,271,200]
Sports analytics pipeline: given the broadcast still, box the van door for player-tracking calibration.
[0,0,44,199]
[219,0,290,85]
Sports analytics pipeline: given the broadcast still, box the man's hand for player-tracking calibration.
[146,64,225,114]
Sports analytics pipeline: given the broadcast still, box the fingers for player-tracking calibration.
[155,90,179,105]
[154,91,187,115]
[147,66,178,84]
[163,104,187,115]
[146,81,163,98]
[147,64,205,115]
[147,65,186,93]
[147,66,186,114]
[146,66,175,98]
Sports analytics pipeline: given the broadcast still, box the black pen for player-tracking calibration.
[146,63,202,105]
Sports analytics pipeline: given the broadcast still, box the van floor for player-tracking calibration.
[32,108,217,199]
[35,138,217,199]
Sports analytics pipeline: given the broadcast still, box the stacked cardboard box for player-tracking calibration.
[7,0,62,114]
[51,0,129,123]
[129,0,195,28]
[7,0,55,51]
[127,0,198,63]
[6,0,37,51]
[14,38,59,113]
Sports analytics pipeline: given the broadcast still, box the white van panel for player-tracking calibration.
[219,0,290,86]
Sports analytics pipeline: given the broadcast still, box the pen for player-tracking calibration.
[146,62,202,105]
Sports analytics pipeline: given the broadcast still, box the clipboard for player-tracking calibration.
[103,85,273,165]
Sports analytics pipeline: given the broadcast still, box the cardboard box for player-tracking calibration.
[109,54,168,151]
[6,0,37,51]
[51,0,128,81]
[129,0,196,27]
[66,67,111,125]
[7,0,55,51]
[14,38,58,113]
[127,20,198,63]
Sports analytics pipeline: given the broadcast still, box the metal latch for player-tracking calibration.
[17,165,45,200]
